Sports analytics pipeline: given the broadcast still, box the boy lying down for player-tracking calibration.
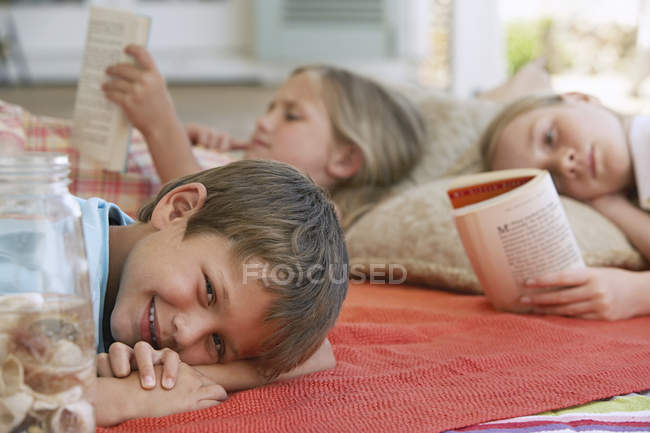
[85,160,348,425]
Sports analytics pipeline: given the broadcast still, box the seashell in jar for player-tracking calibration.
[0,392,33,432]
[23,356,94,395]
[27,317,80,343]
[49,399,94,433]
[30,385,83,412]
[50,340,84,368]
[12,315,83,367]
[1,354,24,395]
[0,333,10,364]
[0,293,44,333]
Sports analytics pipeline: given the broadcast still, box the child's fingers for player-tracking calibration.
[133,341,157,389]
[213,135,230,151]
[208,133,223,150]
[96,353,115,377]
[524,267,589,288]
[156,349,181,389]
[197,383,228,403]
[195,399,224,410]
[532,300,595,317]
[125,44,156,70]
[520,286,593,306]
[105,63,142,82]
[229,138,250,150]
[102,79,133,95]
[107,342,136,378]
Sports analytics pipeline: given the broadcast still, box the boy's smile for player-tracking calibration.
[107,208,275,365]
[141,296,159,349]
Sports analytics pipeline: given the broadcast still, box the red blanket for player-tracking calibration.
[100,282,650,433]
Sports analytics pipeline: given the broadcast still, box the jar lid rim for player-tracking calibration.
[0,152,70,167]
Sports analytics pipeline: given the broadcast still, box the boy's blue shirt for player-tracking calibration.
[76,197,133,353]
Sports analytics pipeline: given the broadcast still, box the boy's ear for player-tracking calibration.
[150,182,207,229]
[560,91,602,105]
[326,144,364,181]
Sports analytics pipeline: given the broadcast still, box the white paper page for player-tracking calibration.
[72,7,150,171]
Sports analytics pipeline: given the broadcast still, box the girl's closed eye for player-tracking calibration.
[285,110,302,121]
[204,274,216,305]
[543,126,557,147]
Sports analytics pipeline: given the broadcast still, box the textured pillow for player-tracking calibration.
[410,91,502,182]
[346,178,648,293]
[346,91,648,292]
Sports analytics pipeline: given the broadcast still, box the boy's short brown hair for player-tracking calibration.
[138,159,349,379]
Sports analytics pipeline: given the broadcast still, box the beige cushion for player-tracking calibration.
[346,92,648,292]
[347,178,647,293]
[410,91,502,182]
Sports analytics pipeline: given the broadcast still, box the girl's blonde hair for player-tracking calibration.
[479,93,563,169]
[293,65,426,228]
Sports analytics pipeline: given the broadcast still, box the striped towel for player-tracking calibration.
[451,391,650,433]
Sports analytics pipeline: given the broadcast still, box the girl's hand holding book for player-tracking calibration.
[184,123,250,152]
[520,267,650,321]
[102,44,177,140]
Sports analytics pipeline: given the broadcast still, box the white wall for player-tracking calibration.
[3,1,255,83]
[2,0,429,85]
[451,0,506,97]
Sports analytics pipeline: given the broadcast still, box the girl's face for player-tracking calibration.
[245,71,341,188]
[491,97,633,200]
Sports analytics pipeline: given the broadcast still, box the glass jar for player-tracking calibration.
[0,152,95,433]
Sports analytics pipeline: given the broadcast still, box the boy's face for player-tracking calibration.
[492,99,633,200]
[110,223,274,365]
[245,71,340,188]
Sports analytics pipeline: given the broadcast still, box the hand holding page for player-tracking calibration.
[72,6,150,172]
[447,169,585,312]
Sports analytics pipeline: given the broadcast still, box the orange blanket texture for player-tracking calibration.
[100,283,650,433]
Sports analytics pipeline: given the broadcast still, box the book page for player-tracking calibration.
[72,7,150,172]
[452,171,584,312]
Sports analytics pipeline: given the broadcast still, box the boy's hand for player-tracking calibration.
[102,44,176,139]
[520,267,646,321]
[97,341,180,390]
[95,364,227,426]
[184,123,250,151]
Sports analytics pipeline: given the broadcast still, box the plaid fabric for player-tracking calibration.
[0,99,232,217]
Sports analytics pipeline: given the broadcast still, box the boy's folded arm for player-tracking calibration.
[93,364,227,427]
[194,338,335,392]
[93,377,139,426]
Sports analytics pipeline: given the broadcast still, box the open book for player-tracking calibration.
[71,6,151,172]
[447,168,584,312]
